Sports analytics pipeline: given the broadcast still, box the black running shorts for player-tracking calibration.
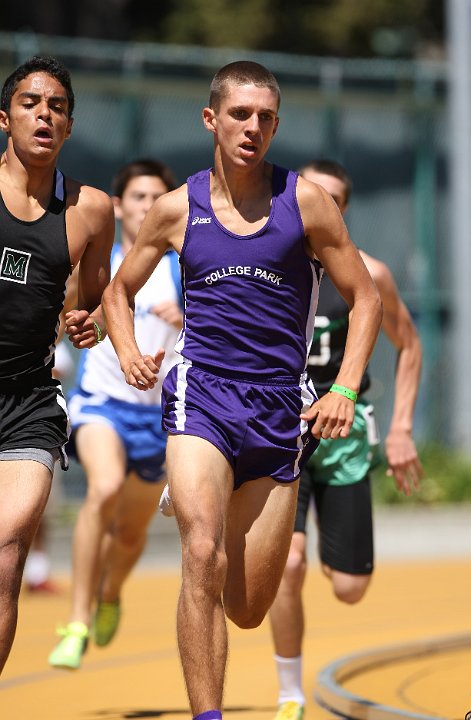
[294,470,373,575]
[0,373,69,469]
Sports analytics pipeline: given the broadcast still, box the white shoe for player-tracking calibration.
[159,484,174,517]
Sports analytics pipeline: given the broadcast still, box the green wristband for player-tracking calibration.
[92,320,103,344]
[329,383,358,402]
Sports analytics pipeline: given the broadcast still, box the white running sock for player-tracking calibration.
[274,654,305,705]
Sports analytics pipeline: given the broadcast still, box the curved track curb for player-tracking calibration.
[315,631,471,720]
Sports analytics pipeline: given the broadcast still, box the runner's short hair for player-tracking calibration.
[209,60,280,112]
[112,158,177,197]
[1,56,74,117]
[298,159,353,204]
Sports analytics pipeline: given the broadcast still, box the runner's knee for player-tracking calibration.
[225,573,275,628]
[226,601,267,629]
[282,544,307,593]
[0,540,28,595]
[85,475,125,515]
[331,572,371,604]
[182,534,227,595]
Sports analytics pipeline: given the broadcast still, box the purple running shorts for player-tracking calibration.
[162,360,319,489]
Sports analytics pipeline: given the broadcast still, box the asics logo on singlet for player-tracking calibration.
[0,247,31,284]
[192,216,212,225]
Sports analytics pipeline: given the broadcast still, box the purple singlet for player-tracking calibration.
[175,165,321,379]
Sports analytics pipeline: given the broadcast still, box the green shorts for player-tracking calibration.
[306,399,380,486]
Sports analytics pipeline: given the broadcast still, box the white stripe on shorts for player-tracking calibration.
[294,376,317,477]
[175,361,191,431]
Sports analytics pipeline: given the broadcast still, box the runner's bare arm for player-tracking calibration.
[297,178,382,440]
[362,252,423,495]
[102,185,188,389]
[64,185,114,348]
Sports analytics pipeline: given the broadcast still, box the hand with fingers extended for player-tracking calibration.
[124,349,165,390]
[301,388,356,441]
[65,310,104,349]
[385,428,423,496]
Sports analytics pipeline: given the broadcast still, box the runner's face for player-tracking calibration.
[0,72,72,165]
[114,175,169,243]
[300,169,348,214]
[205,82,279,167]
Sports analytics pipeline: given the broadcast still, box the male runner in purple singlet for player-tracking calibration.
[102,61,382,720]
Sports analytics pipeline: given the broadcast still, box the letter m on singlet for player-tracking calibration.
[0,247,31,284]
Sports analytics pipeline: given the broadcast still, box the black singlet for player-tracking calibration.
[0,169,71,381]
[306,272,371,398]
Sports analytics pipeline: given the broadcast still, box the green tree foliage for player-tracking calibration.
[131,0,444,58]
[2,0,444,58]
[159,0,276,49]
[292,0,428,56]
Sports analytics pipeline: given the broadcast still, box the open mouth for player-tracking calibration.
[34,129,53,142]
[240,143,257,154]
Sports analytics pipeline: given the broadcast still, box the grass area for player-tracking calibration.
[372,443,471,505]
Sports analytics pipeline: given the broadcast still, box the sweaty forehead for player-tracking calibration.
[222,82,279,108]
[15,72,66,98]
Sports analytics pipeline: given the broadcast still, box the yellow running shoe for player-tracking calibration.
[48,621,89,670]
[92,600,121,647]
[274,701,305,720]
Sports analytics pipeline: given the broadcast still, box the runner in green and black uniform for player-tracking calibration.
[298,271,380,578]
[269,159,424,720]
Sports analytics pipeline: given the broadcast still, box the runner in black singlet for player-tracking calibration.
[0,55,114,674]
